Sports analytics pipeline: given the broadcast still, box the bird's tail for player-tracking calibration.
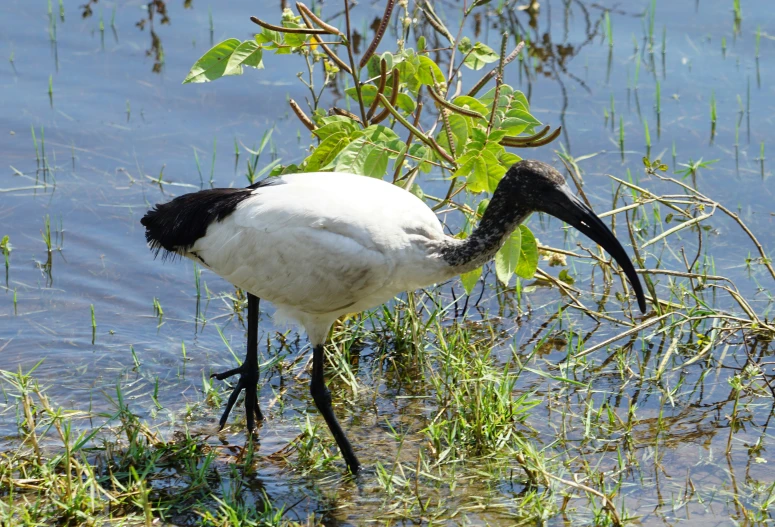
[141,188,253,260]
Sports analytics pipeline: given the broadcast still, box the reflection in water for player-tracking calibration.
[81,0,193,73]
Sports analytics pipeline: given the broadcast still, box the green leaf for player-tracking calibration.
[408,143,433,173]
[356,124,402,143]
[305,132,351,171]
[495,229,522,284]
[281,15,308,47]
[558,269,575,285]
[457,37,473,54]
[313,120,359,141]
[465,150,506,193]
[409,183,424,199]
[346,84,376,104]
[346,84,415,113]
[515,225,538,279]
[224,40,264,76]
[461,266,482,295]
[505,107,542,127]
[498,118,530,137]
[462,42,499,70]
[416,55,446,86]
[498,151,521,166]
[366,52,392,78]
[183,39,241,84]
[334,137,389,178]
[255,28,281,46]
[437,113,469,156]
[452,96,490,117]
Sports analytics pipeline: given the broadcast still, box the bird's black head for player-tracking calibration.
[503,159,648,313]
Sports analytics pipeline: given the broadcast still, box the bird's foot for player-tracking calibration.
[211,364,263,433]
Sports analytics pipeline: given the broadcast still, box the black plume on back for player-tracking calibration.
[141,179,276,259]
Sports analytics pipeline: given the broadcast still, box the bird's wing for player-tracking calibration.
[189,173,447,315]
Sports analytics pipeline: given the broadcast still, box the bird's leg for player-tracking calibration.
[211,293,263,432]
[310,344,360,474]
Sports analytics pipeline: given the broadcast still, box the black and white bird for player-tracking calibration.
[141,159,646,474]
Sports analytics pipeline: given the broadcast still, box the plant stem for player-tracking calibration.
[343,0,367,125]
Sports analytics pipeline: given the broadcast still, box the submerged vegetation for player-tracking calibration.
[1,0,774,525]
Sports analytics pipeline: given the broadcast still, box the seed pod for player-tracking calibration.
[420,5,454,43]
[297,9,352,73]
[467,41,526,97]
[289,99,316,131]
[427,85,486,119]
[295,2,343,36]
[522,126,562,147]
[370,68,400,124]
[366,59,388,121]
[500,125,551,146]
[440,109,457,157]
[376,93,431,150]
[359,0,396,69]
[504,41,525,66]
[250,15,328,35]
[311,35,352,74]
[501,126,562,148]
[331,107,363,124]
[428,136,456,165]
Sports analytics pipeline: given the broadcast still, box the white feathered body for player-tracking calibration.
[185,173,452,343]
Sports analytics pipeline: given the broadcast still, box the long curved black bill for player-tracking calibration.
[551,187,647,314]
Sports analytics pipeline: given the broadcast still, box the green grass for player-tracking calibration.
[3,1,775,526]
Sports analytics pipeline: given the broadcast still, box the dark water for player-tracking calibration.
[1,0,774,524]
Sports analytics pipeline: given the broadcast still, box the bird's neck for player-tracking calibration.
[441,191,530,276]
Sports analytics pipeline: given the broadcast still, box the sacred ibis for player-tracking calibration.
[141,159,647,474]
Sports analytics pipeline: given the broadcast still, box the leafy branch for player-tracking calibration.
[182,1,568,293]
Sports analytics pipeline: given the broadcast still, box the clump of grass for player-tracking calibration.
[1,235,10,285]
[41,215,52,253]
[710,90,717,123]
[90,304,96,343]
[643,117,651,154]
[619,116,625,159]
[605,11,613,47]
[733,0,742,33]
[710,90,717,141]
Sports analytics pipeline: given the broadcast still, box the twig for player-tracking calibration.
[297,8,351,73]
[343,0,367,124]
[466,41,524,97]
[644,172,775,281]
[289,99,316,130]
[392,102,424,182]
[295,2,343,36]
[250,15,328,34]
[359,0,395,68]
[568,312,674,360]
[366,59,388,121]
[330,107,362,124]
[427,85,486,119]
[486,32,509,135]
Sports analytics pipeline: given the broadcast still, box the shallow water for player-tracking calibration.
[1,0,774,525]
